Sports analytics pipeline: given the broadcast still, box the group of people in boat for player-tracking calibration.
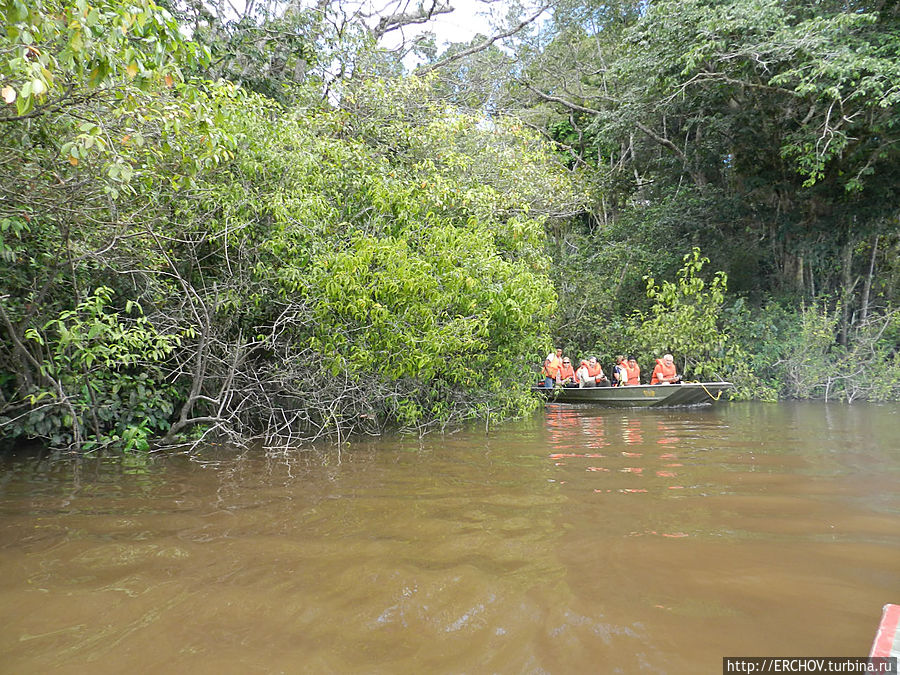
[540,349,682,388]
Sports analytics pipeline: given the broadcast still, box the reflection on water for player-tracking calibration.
[1,402,898,673]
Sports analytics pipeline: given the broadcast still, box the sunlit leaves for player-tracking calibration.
[0,0,209,121]
[184,76,570,426]
[628,248,736,381]
[0,4,578,446]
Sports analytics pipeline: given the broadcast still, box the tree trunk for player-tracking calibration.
[807,259,816,299]
[780,249,805,293]
[838,239,854,347]
[860,234,879,325]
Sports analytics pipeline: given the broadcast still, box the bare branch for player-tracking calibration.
[418,3,550,74]
[373,0,454,39]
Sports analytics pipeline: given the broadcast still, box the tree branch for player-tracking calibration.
[520,81,605,114]
[374,0,454,39]
[633,120,688,163]
[418,3,550,74]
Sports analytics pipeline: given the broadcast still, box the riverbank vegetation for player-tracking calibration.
[2,0,898,451]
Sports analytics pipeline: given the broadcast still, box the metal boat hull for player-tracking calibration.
[533,382,734,407]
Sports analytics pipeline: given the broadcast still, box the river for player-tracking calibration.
[1,402,898,673]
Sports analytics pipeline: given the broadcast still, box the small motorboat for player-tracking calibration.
[532,382,734,407]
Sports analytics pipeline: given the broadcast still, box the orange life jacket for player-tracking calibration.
[558,364,575,381]
[586,363,604,379]
[625,363,641,386]
[543,354,562,378]
[650,359,677,385]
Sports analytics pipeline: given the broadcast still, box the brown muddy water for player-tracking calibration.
[1,402,898,673]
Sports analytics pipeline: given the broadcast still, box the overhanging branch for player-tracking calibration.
[417,3,550,74]
[374,0,454,39]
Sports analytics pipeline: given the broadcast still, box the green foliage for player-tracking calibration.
[5,287,180,449]
[244,76,572,429]
[4,0,898,453]
[192,10,321,105]
[726,300,900,402]
[27,287,179,369]
[771,301,842,400]
[2,62,579,447]
[615,248,767,398]
[0,0,206,119]
[0,0,230,206]
[620,0,900,192]
[627,249,728,376]
[524,0,900,309]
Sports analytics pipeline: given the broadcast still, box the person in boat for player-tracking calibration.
[557,357,577,387]
[542,348,563,387]
[574,359,590,387]
[650,353,681,385]
[577,356,608,387]
[625,355,641,386]
[612,355,628,387]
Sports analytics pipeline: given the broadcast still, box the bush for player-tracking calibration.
[727,300,900,402]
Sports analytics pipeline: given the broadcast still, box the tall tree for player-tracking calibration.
[511,0,900,318]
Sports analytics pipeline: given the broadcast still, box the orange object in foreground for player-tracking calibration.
[870,603,900,657]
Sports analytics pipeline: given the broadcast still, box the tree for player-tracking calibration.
[631,248,730,380]
[1,0,202,121]
[1,59,583,448]
[503,0,900,333]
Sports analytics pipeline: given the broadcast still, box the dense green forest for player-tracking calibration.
[2,0,898,451]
